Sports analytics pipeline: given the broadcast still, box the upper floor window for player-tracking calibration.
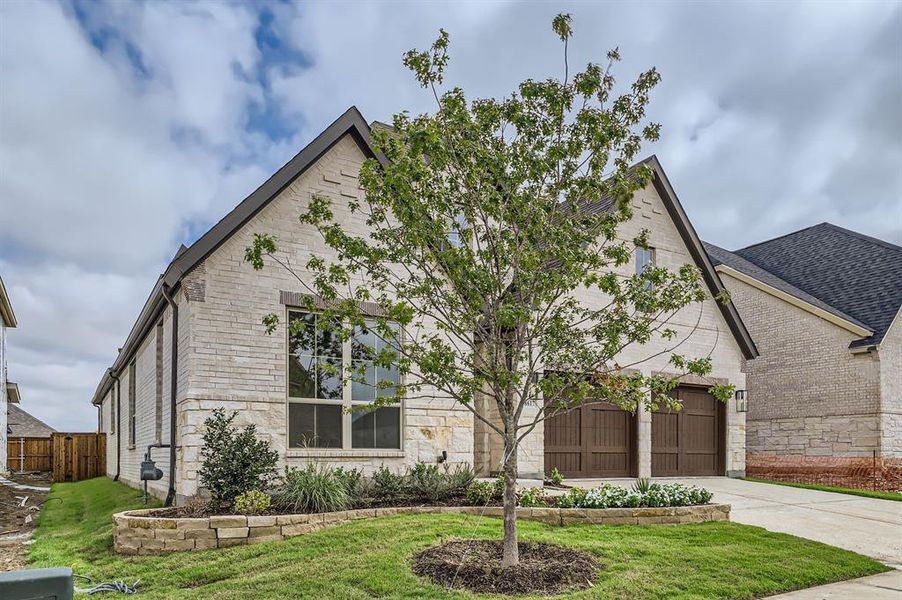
[635,247,655,290]
[445,212,468,249]
[287,311,401,450]
[128,359,137,447]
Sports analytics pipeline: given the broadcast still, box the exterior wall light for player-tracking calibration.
[735,389,748,413]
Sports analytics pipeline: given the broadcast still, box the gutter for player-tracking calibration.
[161,284,179,507]
[112,370,122,481]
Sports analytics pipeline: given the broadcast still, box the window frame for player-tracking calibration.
[284,308,405,453]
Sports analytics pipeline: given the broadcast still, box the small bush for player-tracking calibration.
[466,481,495,505]
[493,473,506,498]
[632,478,652,494]
[198,408,279,509]
[557,486,587,509]
[408,462,445,502]
[517,486,548,508]
[444,463,476,494]
[272,465,349,514]
[549,467,564,486]
[234,490,271,515]
[372,466,405,500]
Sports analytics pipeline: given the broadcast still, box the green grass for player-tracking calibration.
[742,477,902,502]
[30,478,889,599]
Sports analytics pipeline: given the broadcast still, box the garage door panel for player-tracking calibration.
[651,386,724,477]
[545,401,636,478]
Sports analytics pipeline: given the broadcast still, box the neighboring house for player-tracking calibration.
[706,224,902,477]
[7,403,56,439]
[90,107,757,503]
[1,275,20,475]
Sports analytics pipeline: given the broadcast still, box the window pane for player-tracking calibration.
[375,407,401,448]
[316,316,343,359]
[288,312,316,355]
[289,403,342,448]
[288,354,316,398]
[351,410,374,448]
[351,360,376,401]
[317,358,343,400]
[351,321,376,360]
[351,407,401,449]
[377,364,399,399]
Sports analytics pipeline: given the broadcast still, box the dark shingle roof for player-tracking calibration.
[7,404,56,438]
[703,242,871,331]
[729,223,902,348]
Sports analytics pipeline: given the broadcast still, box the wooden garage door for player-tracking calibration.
[544,402,636,478]
[651,386,724,476]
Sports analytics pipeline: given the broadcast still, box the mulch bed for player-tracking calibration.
[412,539,601,595]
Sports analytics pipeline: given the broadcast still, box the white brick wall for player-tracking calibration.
[1,321,7,473]
[878,312,902,458]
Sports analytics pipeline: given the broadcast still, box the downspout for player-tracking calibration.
[161,284,179,507]
[112,371,122,481]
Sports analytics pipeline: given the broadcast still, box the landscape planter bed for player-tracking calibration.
[112,503,731,555]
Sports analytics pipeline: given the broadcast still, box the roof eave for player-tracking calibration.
[6,382,21,403]
[0,276,17,328]
[90,106,381,406]
[714,264,874,338]
[643,156,759,360]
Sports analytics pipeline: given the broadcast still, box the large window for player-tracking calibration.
[287,311,402,450]
[635,247,655,292]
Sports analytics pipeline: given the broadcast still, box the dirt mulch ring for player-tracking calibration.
[412,539,601,596]
[0,472,53,572]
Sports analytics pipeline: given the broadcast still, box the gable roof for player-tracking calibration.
[704,242,873,337]
[92,106,382,405]
[639,157,758,360]
[90,113,757,406]
[731,223,902,348]
[7,403,56,438]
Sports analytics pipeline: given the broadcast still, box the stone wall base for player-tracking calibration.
[113,503,731,555]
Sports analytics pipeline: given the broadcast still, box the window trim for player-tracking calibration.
[284,307,405,453]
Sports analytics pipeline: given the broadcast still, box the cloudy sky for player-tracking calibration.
[1,0,900,432]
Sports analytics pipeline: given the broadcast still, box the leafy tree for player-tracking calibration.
[246,14,732,566]
[198,408,279,509]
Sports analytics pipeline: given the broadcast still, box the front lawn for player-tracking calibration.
[30,478,888,599]
[742,477,902,502]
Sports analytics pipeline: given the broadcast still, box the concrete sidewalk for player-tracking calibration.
[771,569,902,599]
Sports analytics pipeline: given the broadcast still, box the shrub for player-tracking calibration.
[466,481,495,505]
[372,465,405,500]
[632,478,652,494]
[234,490,271,515]
[557,487,587,509]
[408,462,446,502]
[517,486,548,508]
[493,473,506,498]
[272,464,349,513]
[198,408,279,509]
[549,467,564,486]
[444,463,476,494]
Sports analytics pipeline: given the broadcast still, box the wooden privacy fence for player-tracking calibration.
[7,433,106,482]
[52,433,106,482]
[6,436,53,472]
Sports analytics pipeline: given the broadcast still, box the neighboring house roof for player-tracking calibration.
[707,223,902,349]
[7,403,55,438]
[0,275,16,328]
[90,107,758,405]
[704,242,873,336]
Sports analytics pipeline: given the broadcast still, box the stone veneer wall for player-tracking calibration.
[113,504,731,555]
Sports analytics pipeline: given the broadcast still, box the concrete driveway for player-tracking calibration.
[565,476,902,568]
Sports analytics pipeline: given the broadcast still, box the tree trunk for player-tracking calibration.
[501,429,519,567]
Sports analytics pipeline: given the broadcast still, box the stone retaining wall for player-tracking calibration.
[112,504,731,555]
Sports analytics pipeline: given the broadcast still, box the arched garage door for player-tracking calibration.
[544,402,637,478]
[651,386,725,476]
